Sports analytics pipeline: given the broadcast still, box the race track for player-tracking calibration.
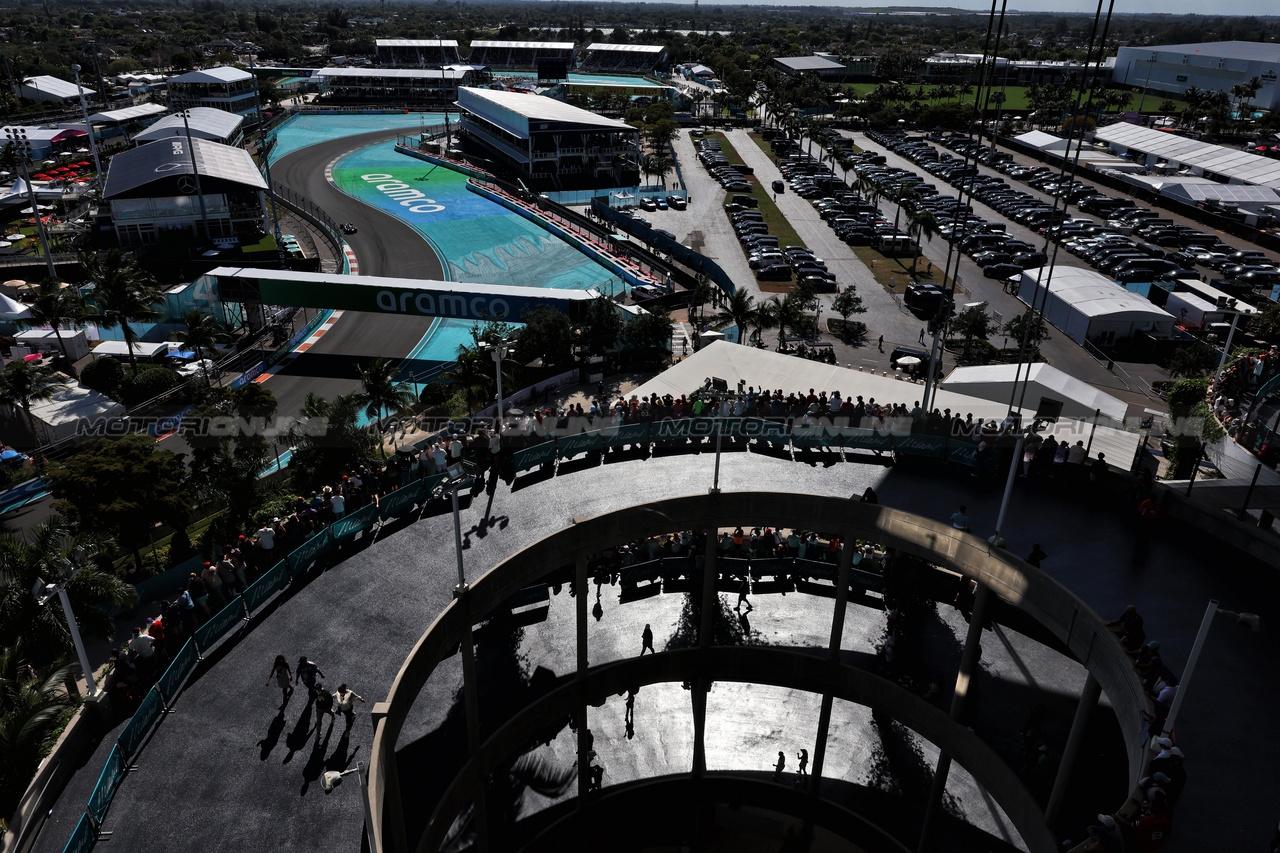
[265,128,445,420]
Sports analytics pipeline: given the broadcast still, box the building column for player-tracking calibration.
[692,529,718,777]
[455,587,490,853]
[575,554,590,803]
[809,530,858,794]
[1045,673,1101,824]
[918,581,991,853]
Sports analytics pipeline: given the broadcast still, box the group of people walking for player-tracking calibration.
[266,654,365,733]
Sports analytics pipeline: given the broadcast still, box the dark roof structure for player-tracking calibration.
[102,136,266,200]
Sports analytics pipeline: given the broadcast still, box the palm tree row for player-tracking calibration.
[711,289,818,350]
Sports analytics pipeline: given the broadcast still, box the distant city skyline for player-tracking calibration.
[594,0,1277,19]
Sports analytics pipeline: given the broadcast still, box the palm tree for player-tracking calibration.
[285,392,377,491]
[0,359,69,444]
[0,641,77,817]
[908,209,939,274]
[172,308,229,385]
[356,357,417,455]
[23,279,85,378]
[0,517,135,656]
[650,154,674,188]
[80,249,166,373]
[762,294,806,351]
[714,290,757,342]
[441,347,494,413]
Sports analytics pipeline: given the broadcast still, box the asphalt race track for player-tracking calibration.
[265,128,446,420]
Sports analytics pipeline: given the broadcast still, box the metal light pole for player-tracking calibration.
[34,553,96,695]
[70,64,104,186]
[446,462,473,592]
[710,394,724,494]
[177,110,212,242]
[1214,309,1241,377]
[486,341,509,431]
[3,127,57,279]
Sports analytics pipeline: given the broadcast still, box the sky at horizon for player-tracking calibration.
[588,1,1277,18]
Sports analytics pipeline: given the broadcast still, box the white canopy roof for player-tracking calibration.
[1014,130,1069,152]
[1020,267,1174,322]
[22,75,93,100]
[89,103,168,124]
[940,363,1129,424]
[1095,122,1280,190]
[0,292,32,319]
[168,66,253,85]
[92,340,169,359]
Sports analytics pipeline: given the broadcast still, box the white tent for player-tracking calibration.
[940,363,1129,425]
[16,384,126,444]
[91,340,169,360]
[1014,130,1070,153]
[0,292,32,320]
[1017,268,1175,346]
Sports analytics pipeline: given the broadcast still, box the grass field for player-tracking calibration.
[706,132,807,257]
[838,83,1189,114]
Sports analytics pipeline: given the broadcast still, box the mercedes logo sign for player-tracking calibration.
[177,175,198,194]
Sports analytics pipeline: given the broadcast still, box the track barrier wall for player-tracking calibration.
[243,561,290,613]
[156,640,198,708]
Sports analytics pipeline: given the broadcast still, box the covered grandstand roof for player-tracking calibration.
[1137,40,1280,62]
[457,86,635,136]
[1158,182,1280,205]
[131,107,245,144]
[775,55,846,72]
[168,66,252,84]
[585,43,666,53]
[103,137,267,199]
[1094,122,1280,190]
[89,103,168,124]
[317,66,473,81]
[21,75,93,100]
[375,38,459,47]
[469,40,574,50]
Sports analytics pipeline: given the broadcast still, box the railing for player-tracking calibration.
[270,181,346,267]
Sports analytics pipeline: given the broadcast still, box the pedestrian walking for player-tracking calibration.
[333,683,365,730]
[736,577,752,613]
[797,748,809,776]
[296,656,326,702]
[267,655,293,707]
[919,328,926,344]
[640,623,655,655]
[773,750,786,781]
[877,335,884,353]
[312,683,335,734]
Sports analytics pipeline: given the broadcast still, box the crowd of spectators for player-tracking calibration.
[1212,345,1280,464]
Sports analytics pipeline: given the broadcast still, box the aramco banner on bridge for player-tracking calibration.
[209,268,596,323]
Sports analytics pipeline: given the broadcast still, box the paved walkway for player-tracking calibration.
[30,449,1280,853]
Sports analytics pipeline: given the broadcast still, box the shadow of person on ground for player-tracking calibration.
[258,709,286,760]
[282,702,314,765]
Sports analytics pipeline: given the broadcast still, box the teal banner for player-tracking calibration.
[87,743,125,823]
[791,424,833,448]
[841,428,895,452]
[654,419,705,442]
[243,561,288,613]
[421,472,448,497]
[603,422,649,447]
[62,812,96,853]
[378,480,424,520]
[752,419,791,445]
[156,639,197,707]
[332,503,377,540]
[513,442,556,471]
[194,597,245,653]
[288,529,333,574]
[895,434,947,458]
[948,443,978,466]
[557,430,602,459]
[117,686,163,758]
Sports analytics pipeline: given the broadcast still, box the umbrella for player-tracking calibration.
[5,234,24,241]
[0,449,24,461]
[19,207,34,214]
[506,407,524,416]
[167,349,197,359]
[22,353,42,362]
[0,242,11,249]
[76,161,89,167]
[76,148,89,153]
[895,356,922,366]
[42,159,55,165]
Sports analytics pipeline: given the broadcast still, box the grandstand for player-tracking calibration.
[375,38,461,67]
[578,43,668,74]
[316,66,481,104]
[466,40,576,71]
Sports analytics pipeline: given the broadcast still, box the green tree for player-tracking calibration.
[441,347,496,413]
[515,306,574,369]
[763,293,806,350]
[1002,310,1050,349]
[713,289,757,342]
[285,392,376,490]
[181,384,280,529]
[80,250,166,373]
[356,357,417,455]
[623,307,673,352]
[0,359,68,444]
[0,517,135,655]
[831,287,866,339]
[1251,301,1280,343]
[951,302,992,344]
[0,642,76,817]
[581,296,623,355]
[171,308,229,384]
[23,278,85,378]
[1166,341,1218,379]
[78,357,124,399]
[45,435,189,574]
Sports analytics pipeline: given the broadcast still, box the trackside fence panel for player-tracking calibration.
[86,744,125,823]
[243,561,289,614]
[156,639,198,707]
[117,687,163,758]
[193,598,246,654]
